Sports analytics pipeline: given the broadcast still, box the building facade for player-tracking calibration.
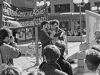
[5,0,100,13]
[5,0,100,36]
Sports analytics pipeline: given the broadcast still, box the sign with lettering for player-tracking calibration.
[3,1,48,27]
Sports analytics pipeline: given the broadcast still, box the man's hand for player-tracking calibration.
[52,37,58,44]
[9,36,15,43]
[60,31,65,37]
[50,30,56,38]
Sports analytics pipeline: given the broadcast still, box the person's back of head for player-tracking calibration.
[0,66,22,75]
[0,27,12,41]
[55,40,66,56]
[43,45,60,62]
[85,49,100,72]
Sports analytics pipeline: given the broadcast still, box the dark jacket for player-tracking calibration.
[39,30,52,48]
[39,61,68,75]
[57,56,74,75]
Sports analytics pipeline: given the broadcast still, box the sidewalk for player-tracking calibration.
[14,42,81,75]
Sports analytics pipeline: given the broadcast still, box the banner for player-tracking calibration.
[3,1,34,18]
[3,1,48,27]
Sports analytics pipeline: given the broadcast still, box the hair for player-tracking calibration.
[43,45,60,62]
[51,19,59,26]
[85,49,100,71]
[55,40,66,56]
[0,27,12,41]
[49,20,53,25]
[41,21,48,28]
[94,30,100,35]
[0,66,22,75]
[91,45,100,52]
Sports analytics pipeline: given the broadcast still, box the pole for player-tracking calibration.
[79,4,82,44]
[43,0,48,21]
[0,1,2,28]
[35,0,39,65]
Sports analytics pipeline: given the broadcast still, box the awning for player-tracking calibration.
[48,13,61,21]
[48,13,85,21]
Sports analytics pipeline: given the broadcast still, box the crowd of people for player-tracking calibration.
[0,19,100,75]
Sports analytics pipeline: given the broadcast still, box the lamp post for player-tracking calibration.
[37,0,50,7]
[73,0,89,44]
[36,0,50,20]
[35,0,50,65]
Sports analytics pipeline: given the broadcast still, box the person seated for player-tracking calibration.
[0,66,22,75]
[39,45,68,75]
[83,49,100,75]
[55,40,74,75]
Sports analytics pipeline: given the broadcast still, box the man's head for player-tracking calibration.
[41,21,49,30]
[94,30,100,40]
[85,49,100,71]
[43,45,60,62]
[0,27,12,43]
[52,19,59,30]
[55,40,66,56]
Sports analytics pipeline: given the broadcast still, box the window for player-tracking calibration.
[55,4,70,13]
[48,6,51,13]
[74,3,90,12]
[60,20,70,31]
[95,2,100,7]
